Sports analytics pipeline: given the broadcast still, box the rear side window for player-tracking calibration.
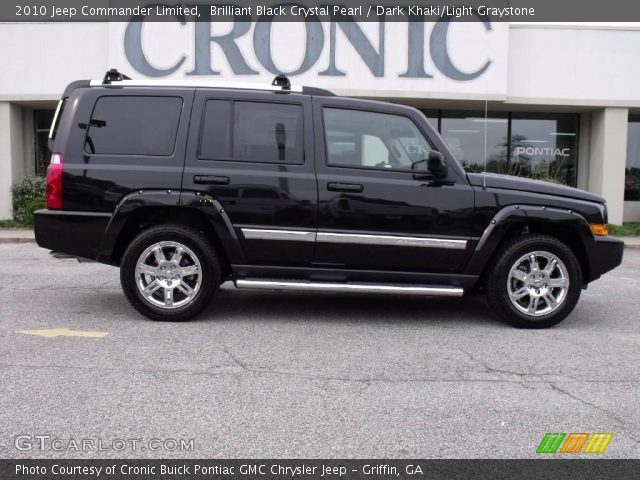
[85,96,182,156]
[199,101,303,164]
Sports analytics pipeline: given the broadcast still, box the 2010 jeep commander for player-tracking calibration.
[34,69,624,328]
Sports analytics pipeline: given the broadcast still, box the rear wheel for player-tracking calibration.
[486,234,582,328]
[120,225,220,321]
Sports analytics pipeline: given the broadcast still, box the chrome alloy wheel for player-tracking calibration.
[135,241,202,309]
[507,250,570,317]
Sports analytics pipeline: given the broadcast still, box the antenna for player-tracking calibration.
[482,98,488,189]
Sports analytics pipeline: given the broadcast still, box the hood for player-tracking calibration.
[467,173,604,204]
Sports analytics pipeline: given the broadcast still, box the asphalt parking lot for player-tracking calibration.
[1,243,639,459]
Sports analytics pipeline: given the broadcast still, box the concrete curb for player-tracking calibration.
[611,236,640,250]
[0,237,36,244]
[0,229,35,244]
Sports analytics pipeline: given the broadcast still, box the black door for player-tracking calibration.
[313,98,475,273]
[183,90,317,266]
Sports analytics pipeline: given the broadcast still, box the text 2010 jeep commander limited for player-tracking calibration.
[34,70,624,328]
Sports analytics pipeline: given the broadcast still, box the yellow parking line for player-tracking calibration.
[17,328,109,339]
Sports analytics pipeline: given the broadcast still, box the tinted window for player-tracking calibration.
[232,102,303,164]
[200,100,231,159]
[199,101,303,164]
[85,96,182,156]
[323,108,432,172]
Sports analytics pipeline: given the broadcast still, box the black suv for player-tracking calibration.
[34,69,624,328]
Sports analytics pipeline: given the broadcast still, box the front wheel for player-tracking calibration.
[486,234,582,328]
[120,225,220,321]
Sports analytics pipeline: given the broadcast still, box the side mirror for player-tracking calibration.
[428,151,448,179]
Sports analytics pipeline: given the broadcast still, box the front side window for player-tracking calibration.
[85,96,183,156]
[323,108,432,172]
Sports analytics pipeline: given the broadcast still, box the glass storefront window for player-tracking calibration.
[422,109,439,132]
[625,115,640,201]
[440,111,508,174]
[510,113,578,186]
[34,109,55,176]
[424,110,579,186]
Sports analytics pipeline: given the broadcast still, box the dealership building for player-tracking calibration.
[1,20,640,223]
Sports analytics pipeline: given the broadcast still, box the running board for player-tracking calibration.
[234,279,464,297]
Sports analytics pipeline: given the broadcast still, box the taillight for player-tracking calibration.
[45,153,63,209]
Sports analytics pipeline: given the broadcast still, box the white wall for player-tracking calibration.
[507,25,640,107]
[0,103,24,218]
[0,23,109,100]
[588,108,628,225]
[623,202,640,223]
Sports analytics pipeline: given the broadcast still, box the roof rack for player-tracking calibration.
[91,68,335,96]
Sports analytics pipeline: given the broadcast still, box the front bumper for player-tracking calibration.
[589,235,624,281]
[33,209,111,261]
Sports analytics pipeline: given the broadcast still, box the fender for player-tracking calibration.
[464,204,597,280]
[179,190,246,264]
[97,190,246,265]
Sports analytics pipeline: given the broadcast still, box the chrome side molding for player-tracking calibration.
[241,228,315,242]
[240,228,468,250]
[235,279,464,297]
[316,232,467,249]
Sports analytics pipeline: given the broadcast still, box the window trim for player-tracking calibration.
[83,95,184,157]
[197,99,305,165]
[321,106,438,175]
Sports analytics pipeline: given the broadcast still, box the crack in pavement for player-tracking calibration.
[456,347,575,380]
[453,347,640,449]
[1,361,638,386]
[546,382,640,448]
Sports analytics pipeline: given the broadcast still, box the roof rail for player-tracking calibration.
[92,68,334,96]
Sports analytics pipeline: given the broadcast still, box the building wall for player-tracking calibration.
[507,25,640,106]
[1,22,639,222]
[0,103,24,218]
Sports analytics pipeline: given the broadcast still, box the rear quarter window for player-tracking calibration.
[85,96,183,156]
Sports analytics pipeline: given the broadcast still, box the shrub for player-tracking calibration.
[23,197,46,226]
[11,176,46,224]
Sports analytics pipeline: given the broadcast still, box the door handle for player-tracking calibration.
[327,182,364,193]
[193,175,230,185]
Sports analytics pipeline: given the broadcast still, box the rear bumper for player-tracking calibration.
[588,236,624,281]
[33,209,111,261]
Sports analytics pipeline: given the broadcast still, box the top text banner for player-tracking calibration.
[5,0,640,22]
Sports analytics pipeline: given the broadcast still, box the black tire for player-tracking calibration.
[486,234,582,328]
[120,224,220,321]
